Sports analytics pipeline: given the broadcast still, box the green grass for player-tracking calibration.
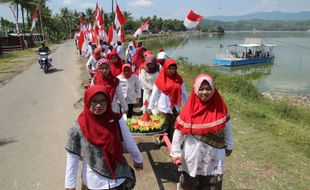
[0,49,37,72]
[176,60,310,189]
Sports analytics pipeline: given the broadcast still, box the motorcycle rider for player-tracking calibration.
[38,42,52,68]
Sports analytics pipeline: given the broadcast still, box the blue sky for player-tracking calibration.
[1,0,310,22]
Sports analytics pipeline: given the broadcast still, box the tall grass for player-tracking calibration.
[176,57,310,189]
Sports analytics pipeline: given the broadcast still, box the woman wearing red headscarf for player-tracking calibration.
[170,74,233,190]
[117,64,141,118]
[148,59,188,141]
[65,85,143,190]
[92,58,128,114]
[107,49,123,77]
[86,48,102,77]
[132,46,146,75]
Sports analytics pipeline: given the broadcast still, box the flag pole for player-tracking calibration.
[37,1,44,41]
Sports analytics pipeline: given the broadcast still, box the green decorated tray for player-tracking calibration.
[126,113,166,136]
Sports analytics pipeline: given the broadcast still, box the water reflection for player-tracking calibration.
[215,62,273,80]
[166,32,310,95]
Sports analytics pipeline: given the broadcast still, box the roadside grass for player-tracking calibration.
[177,59,310,189]
[0,49,37,72]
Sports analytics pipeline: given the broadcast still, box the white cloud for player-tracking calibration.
[63,0,73,5]
[80,2,95,9]
[128,0,153,8]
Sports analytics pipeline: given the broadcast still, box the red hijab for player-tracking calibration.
[77,85,124,177]
[93,58,119,99]
[121,64,132,79]
[132,46,146,74]
[154,59,183,108]
[175,74,230,134]
[108,49,123,77]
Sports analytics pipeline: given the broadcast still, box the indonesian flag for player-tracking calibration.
[114,4,127,29]
[99,28,108,41]
[98,9,104,28]
[133,19,150,39]
[107,25,117,44]
[79,14,84,31]
[183,10,203,29]
[87,19,92,31]
[78,31,85,51]
[30,7,39,31]
[93,2,100,21]
[118,26,126,43]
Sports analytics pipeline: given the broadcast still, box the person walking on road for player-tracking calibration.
[148,59,188,142]
[65,85,143,190]
[170,74,234,190]
[92,58,128,114]
[117,64,141,118]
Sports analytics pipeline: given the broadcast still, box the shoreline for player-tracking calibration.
[262,91,310,108]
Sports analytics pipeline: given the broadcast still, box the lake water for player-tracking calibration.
[166,32,310,95]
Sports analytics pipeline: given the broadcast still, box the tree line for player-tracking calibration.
[1,1,309,43]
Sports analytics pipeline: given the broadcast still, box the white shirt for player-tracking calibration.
[117,74,141,104]
[117,45,124,59]
[86,56,97,72]
[139,69,159,104]
[170,121,233,177]
[112,85,129,113]
[90,79,128,113]
[148,84,188,114]
[65,118,142,189]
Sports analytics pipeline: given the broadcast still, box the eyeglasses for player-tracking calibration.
[90,99,107,106]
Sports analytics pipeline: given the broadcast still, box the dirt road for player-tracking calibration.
[0,40,82,189]
[0,40,178,190]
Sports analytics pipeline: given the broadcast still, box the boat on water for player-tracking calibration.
[214,38,275,66]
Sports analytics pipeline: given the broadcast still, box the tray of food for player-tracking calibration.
[126,113,166,136]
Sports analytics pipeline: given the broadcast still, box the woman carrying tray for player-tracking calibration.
[65,85,143,190]
[139,53,160,113]
[148,59,188,142]
[170,74,234,190]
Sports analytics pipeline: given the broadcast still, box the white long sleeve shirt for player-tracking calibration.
[148,84,188,114]
[170,121,233,177]
[90,79,128,113]
[117,74,141,104]
[85,55,98,73]
[65,118,142,189]
[139,69,159,105]
[112,85,129,113]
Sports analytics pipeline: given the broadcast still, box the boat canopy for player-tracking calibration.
[238,44,260,48]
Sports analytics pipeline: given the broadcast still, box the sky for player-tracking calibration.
[1,0,310,22]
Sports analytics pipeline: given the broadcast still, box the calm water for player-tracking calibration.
[166,32,310,95]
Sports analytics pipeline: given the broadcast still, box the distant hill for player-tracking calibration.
[208,11,310,21]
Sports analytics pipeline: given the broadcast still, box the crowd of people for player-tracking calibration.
[65,40,234,190]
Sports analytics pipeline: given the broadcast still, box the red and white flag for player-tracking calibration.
[30,7,39,31]
[108,25,117,44]
[133,19,150,39]
[98,9,104,28]
[118,26,126,43]
[114,4,127,29]
[79,14,84,31]
[183,10,203,29]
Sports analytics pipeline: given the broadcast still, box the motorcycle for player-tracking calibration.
[38,51,52,73]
